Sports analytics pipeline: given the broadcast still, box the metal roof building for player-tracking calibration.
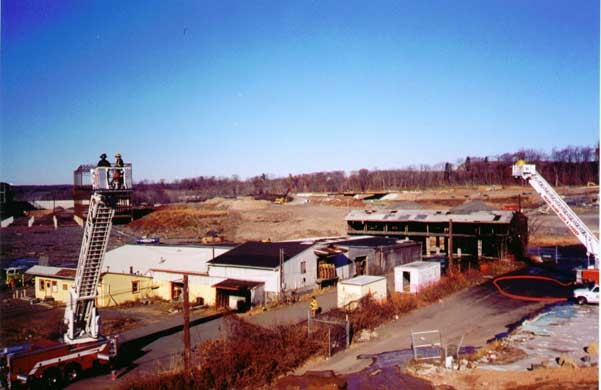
[346,207,528,261]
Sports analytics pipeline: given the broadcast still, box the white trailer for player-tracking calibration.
[394,261,441,293]
[337,275,387,308]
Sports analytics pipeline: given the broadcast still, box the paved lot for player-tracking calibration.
[296,280,546,375]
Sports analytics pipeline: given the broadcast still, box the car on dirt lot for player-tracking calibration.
[573,284,599,305]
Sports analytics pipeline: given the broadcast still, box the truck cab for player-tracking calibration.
[573,284,599,305]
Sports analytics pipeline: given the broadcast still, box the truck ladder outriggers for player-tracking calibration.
[512,161,599,269]
[64,193,115,344]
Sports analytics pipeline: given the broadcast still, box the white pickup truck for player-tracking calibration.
[573,284,599,305]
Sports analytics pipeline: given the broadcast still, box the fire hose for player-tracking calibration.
[493,275,572,303]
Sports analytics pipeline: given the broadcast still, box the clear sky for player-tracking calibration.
[1,0,599,185]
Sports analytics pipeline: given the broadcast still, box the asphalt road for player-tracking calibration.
[296,280,547,375]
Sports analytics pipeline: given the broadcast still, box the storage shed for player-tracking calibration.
[337,275,387,308]
[394,261,441,293]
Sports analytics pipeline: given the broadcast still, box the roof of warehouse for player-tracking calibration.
[208,241,313,269]
[26,265,76,279]
[345,209,515,224]
[103,244,232,276]
[332,236,417,247]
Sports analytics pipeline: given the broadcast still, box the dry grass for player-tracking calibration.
[124,316,328,389]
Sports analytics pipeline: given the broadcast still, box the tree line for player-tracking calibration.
[132,145,599,204]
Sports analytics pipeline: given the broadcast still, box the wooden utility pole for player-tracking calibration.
[279,248,284,297]
[183,274,191,386]
[448,219,454,272]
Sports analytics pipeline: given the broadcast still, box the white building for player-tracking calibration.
[394,261,441,293]
[102,244,233,305]
[337,275,387,308]
[208,240,318,303]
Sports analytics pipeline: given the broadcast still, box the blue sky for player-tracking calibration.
[1,0,599,185]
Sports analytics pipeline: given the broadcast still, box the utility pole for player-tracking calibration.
[183,274,191,386]
[448,219,454,272]
[279,248,284,298]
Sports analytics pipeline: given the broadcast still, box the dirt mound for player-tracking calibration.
[125,199,348,243]
[451,200,497,213]
[127,205,229,238]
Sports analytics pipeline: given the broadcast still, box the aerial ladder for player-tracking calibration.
[64,193,115,343]
[1,164,132,388]
[512,161,599,281]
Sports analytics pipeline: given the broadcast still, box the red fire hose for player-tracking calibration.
[493,275,572,303]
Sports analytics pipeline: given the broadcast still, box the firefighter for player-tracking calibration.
[113,153,124,189]
[97,153,111,167]
[310,296,319,318]
[114,153,124,168]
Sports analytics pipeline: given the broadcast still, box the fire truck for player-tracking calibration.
[1,164,133,388]
[513,161,599,283]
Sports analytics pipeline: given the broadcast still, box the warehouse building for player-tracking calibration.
[312,236,422,285]
[346,207,527,260]
[208,240,316,303]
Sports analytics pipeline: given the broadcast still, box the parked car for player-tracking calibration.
[573,284,599,305]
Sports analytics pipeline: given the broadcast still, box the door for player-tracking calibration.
[403,271,411,292]
[354,256,367,276]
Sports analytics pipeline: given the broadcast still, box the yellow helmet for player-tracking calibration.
[115,153,122,158]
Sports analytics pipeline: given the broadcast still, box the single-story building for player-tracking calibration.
[26,265,76,302]
[394,261,441,293]
[26,244,235,307]
[102,244,232,306]
[208,241,317,302]
[310,236,422,286]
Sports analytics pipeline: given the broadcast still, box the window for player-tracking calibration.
[301,261,306,274]
[39,279,44,290]
[52,281,58,293]
[132,280,140,294]
[63,284,68,291]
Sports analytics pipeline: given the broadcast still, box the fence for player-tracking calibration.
[307,311,350,357]
[411,329,443,362]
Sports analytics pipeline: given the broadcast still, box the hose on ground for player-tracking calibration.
[493,275,571,303]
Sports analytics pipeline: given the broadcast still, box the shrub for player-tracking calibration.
[124,315,328,389]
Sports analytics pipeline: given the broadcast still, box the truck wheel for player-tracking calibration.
[43,367,62,389]
[577,296,587,305]
[64,363,82,383]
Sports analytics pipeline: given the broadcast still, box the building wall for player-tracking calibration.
[282,249,318,293]
[97,273,153,307]
[347,215,527,260]
[34,277,73,303]
[152,271,225,306]
[344,243,422,276]
[208,265,279,295]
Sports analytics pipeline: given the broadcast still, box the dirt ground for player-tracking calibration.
[123,185,598,245]
[422,367,598,389]
[0,288,178,347]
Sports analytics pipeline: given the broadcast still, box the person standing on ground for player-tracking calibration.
[310,296,319,318]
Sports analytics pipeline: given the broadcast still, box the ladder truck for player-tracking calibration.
[1,165,132,388]
[512,161,599,283]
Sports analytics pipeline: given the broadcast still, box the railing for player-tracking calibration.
[91,166,133,190]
